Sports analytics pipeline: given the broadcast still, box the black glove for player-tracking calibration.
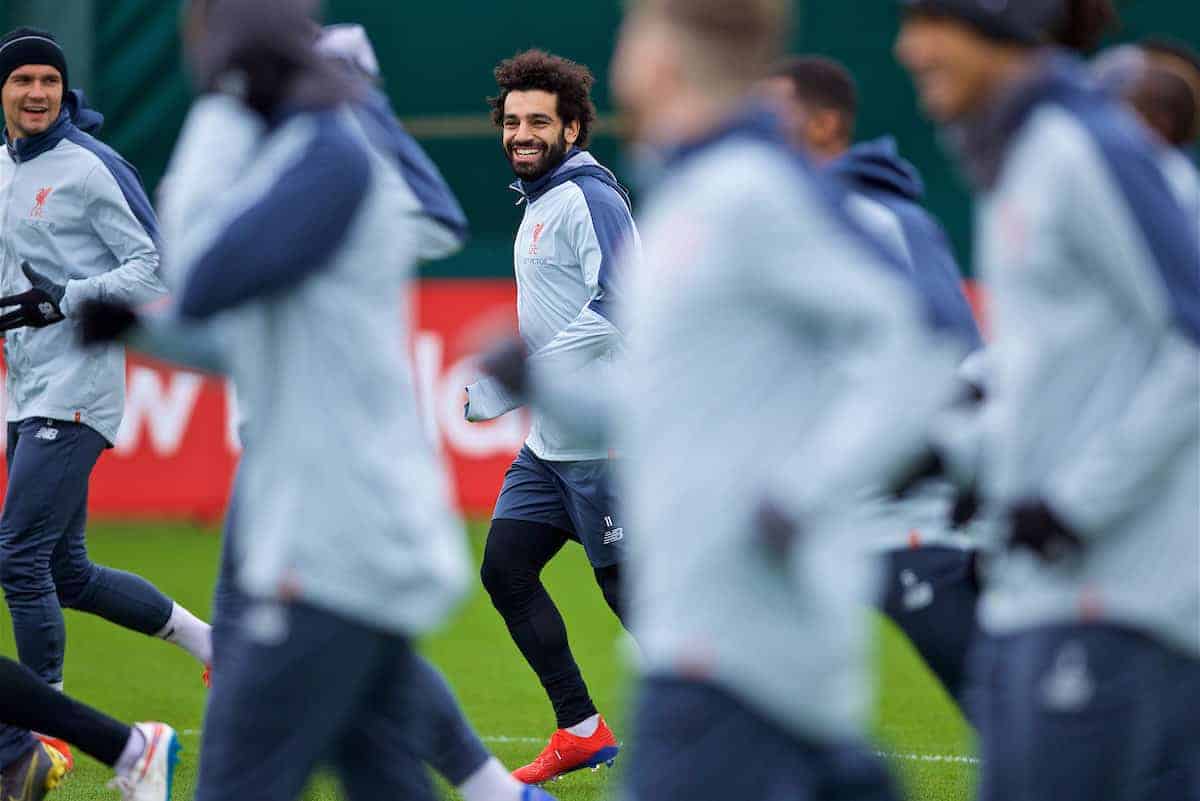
[477,337,530,398]
[77,300,139,346]
[755,497,803,561]
[949,484,980,530]
[888,447,946,499]
[0,262,66,331]
[1008,500,1084,563]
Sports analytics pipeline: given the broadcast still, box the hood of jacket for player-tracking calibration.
[829,136,925,202]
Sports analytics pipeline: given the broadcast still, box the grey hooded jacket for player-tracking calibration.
[957,58,1200,657]
[0,91,165,442]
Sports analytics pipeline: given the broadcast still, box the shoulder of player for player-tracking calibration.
[57,127,142,197]
[535,175,620,231]
[665,138,821,223]
[1004,104,1105,191]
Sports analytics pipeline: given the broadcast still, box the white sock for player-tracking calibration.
[154,603,213,665]
[114,727,145,776]
[457,757,524,801]
[565,713,600,738]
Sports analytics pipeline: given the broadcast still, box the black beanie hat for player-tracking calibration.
[900,0,1065,46]
[0,27,69,91]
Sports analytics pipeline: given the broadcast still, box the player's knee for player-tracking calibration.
[594,564,625,621]
[0,553,23,593]
[480,545,525,604]
[480,522,538,604]
[51,561,97,608]
[0,547,48,596]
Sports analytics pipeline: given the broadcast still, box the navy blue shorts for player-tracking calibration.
[195,602,434,801]
[879,546,980,706]
[492,446,625,568]
[970,624,1200,801]
[623,677,898,801]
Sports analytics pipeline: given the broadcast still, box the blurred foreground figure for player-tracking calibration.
[897,1,1200,799]
[175,5,465,798]
[80,4,558,800]
[766,54,985,708]
[607,0,958,798]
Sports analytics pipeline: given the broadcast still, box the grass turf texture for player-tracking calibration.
[1,522,975,801]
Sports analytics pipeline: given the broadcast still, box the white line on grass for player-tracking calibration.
[180,730,979,765]
[876,751,980,766]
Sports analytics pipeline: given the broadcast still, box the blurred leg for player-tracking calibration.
[880,546,980,707]
[195,602,384,801]
[975,625,1155,801]
[0,657,130,767]
[625,677,827,801]
[333,638,435,801]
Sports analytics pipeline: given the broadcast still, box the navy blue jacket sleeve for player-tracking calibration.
[179,113,371,320]
[354,88,469,243]
[575,175,635,325]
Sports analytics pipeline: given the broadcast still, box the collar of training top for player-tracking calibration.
[508,147,586,201]
[657,104,789,173]
[951,51,1096,189]
[508,147,632,210]
[955,50,1200,345]
[828,135,926,202]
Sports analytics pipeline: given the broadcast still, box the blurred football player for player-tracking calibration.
[605,0,961,798]
[79,6,557,801]
[764,54,986,706]
[897,1,1200,799]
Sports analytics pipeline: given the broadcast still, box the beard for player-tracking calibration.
[506,131,570,182]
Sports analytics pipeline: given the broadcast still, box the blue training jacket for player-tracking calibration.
[830,137,983,351]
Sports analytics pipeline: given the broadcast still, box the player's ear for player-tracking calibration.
[564,118,580,145]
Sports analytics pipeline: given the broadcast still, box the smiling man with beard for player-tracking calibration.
[466,49,639,786]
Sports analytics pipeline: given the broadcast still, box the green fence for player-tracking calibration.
[3,1,1195,277]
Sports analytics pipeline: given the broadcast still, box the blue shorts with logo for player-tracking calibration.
[492,446,625,569]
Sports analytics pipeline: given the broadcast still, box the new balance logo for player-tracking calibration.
[34,426,59,441]
[602,527,624,545]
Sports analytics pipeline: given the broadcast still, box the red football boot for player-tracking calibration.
[512,716,619,785]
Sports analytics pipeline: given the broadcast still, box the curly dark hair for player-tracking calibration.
[489,49,597,149]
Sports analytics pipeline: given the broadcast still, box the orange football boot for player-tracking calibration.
[512,716,619,785]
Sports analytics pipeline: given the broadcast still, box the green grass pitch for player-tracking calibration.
[0,522,976,800]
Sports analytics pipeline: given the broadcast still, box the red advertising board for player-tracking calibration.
[0,280,529,523]
[0,279,987,523]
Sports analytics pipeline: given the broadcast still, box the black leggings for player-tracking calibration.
[0,656,130,767]
[480,518,626,729]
